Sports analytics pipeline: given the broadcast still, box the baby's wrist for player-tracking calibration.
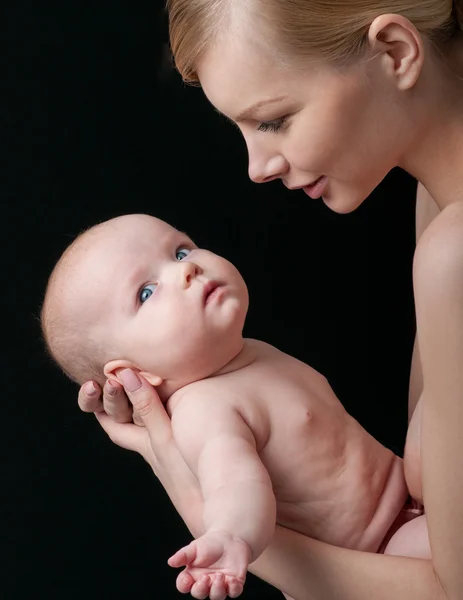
[206,530,253,554]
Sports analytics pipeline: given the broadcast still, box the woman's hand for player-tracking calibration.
[78,377,136,424]
[78,370,204,538]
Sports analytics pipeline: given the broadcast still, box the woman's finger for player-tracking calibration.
[102,379,133,423]
[78,381,104,413]
[119,370,172,446]
[94,411,148,455]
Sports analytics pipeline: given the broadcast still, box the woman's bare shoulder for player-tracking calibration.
[415,199,463,279]
[415,182,440,243]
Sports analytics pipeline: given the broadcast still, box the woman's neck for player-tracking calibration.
[400,39,463,209]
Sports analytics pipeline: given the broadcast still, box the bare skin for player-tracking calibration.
[406,184,441,468]
[378,184,440,560]
[78,13,463,600]
[77,187,438,600]
[52,214,423,600]
[164,339,414,597]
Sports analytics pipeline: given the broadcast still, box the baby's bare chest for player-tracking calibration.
[236,357,394,545]
[237,349,386,507]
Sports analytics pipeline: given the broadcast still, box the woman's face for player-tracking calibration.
[197,34,414,214]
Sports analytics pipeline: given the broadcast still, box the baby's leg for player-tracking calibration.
[383,514,431,559]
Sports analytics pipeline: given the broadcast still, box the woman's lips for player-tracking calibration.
[303,176,328,199]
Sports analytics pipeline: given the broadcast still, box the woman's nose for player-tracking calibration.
[248,154,289,184]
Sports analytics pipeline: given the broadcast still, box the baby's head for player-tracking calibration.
[41,214,249,395]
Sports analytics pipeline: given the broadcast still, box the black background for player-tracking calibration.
[3,3,417,598]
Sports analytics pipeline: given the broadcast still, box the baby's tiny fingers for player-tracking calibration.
[168,549,188,568]
[191,575,211,600]
[209,573,227,600]
[168,541,198,568]
[228,577,244,599]
[176,571,194,594]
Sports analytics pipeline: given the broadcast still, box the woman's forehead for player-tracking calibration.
[197,36,324,120]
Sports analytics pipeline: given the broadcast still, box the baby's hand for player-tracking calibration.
[168,530,251,600]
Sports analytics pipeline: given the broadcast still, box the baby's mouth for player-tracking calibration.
[203,281,222,304]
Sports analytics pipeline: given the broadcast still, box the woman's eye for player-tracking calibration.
[139,283,157,304]
[257,117,288,134]
[176,247,191,261]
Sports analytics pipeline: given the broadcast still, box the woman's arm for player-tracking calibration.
[250,526,443,600]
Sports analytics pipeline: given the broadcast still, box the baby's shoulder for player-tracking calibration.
[243,338,295,367]
[169,376,242,417]
[245,338,326,383]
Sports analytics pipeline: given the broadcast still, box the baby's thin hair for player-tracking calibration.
[40,224,111,387]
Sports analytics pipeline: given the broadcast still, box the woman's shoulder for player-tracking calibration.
[415,182,440,243]
[414,199,463,288]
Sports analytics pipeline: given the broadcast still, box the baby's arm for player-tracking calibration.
[168,389,276,597]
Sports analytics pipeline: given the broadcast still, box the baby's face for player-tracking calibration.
[84,214,248,385]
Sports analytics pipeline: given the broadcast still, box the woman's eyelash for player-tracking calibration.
[257,117,288,134]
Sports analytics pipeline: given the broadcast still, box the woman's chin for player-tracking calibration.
[321,186,371,215]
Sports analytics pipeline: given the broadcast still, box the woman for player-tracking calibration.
[78,1,463,599]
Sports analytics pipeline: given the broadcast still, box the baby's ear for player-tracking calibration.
[103,360,163,387]
[138,371,163,387]
[103,359,135,382]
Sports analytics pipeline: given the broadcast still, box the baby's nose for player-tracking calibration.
[179,261,201,288]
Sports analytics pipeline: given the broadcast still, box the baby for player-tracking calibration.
[41,214,427,599]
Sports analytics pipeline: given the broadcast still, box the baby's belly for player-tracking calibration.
[275,455,409,552]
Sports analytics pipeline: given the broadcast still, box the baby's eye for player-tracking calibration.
[176,247,191,261]
[139,283,157,304]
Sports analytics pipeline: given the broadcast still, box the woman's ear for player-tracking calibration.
[368,13,425,90]
[104,359,163,387]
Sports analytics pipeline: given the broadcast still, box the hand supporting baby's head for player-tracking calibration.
[41,214,249,397]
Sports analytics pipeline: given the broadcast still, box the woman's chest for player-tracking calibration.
[404,395,423,503]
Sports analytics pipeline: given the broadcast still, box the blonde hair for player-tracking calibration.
[168,0,460,83]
